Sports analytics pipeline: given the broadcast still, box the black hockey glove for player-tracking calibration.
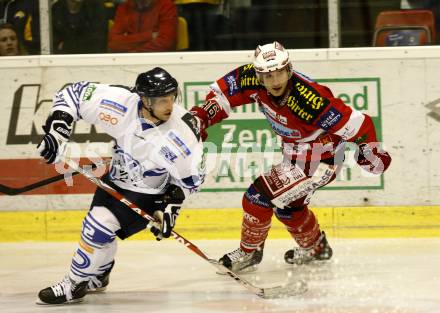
[37,111,73,164]
[149,185,185,241]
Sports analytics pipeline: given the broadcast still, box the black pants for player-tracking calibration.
[90,174,166,240]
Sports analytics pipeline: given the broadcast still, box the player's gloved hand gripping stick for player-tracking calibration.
[150,185,184,241]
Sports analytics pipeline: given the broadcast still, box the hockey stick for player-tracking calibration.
[61,157,307,299]
[0,160,109,196]
[0,172,81,195]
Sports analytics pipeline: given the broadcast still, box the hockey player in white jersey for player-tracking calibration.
[36,67,205,305]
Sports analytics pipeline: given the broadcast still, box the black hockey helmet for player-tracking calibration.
[135,67,178,98]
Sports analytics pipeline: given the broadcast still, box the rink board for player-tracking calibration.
[0,47,439,210]
[1,206,439,242]
[1,48,440,241]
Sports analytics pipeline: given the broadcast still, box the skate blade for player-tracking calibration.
[285,258,331,266]
[87,286,107,293]
[35,297,85,305]
[216,264,259,275]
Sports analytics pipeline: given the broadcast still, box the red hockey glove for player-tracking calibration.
[356,143,391,175]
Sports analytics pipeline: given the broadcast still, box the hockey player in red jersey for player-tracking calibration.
[190,41,391,272]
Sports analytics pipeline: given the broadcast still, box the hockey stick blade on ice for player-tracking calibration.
[61,157,307,299]
[209,260,307,299]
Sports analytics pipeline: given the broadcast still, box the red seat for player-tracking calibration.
[373,10,436,46]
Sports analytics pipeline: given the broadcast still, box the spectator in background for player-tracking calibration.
[103,0,124,29]
[174,0,226,51]
[0,0,40,54]
[108,0,177,52]
[0,22,26,55]
[52,0,108,54]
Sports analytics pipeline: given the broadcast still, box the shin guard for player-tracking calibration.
[69,206,120,282]
[275,206,321,248]
[240,185,274,252]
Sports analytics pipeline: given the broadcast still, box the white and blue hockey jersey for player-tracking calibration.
[52,82,205,197]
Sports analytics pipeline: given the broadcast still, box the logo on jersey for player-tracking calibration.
[238,65,261,90]
[316,107,342,130]
[99,99,127,116]
[99,112,118,125]
[261,104,301,138]
[225,74,239,96]
[159,146,178,164]
[273,167,335,206]
[267,119,301,138]
[240,75,260,88]
[111,146,144,183]
[262,164,307,197]
[262,104,288,125]
[295,82,328,110]
[286,76,330,123]
[82,84,97,101]
[317,133,334,145]
[167,131,191,157]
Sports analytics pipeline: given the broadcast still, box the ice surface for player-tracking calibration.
[0,238,439,313]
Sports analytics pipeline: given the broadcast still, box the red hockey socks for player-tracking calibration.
[276,206,321,248]
[240,194,273,253]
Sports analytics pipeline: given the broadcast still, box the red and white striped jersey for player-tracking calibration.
[191,64,379,162]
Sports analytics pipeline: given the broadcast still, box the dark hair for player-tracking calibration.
[0,23,17,33]
[0,22,27,55]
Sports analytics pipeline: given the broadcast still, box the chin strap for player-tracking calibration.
[142,104,164,124]
[269,83,293,107]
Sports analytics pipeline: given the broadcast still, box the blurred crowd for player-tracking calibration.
[1,0,439,56]
[0,0,227,56]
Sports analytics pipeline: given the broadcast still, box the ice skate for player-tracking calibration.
[219,247,263,273]
[284,231,333,265]
[87,261,114,293]
[37,276,88,305]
